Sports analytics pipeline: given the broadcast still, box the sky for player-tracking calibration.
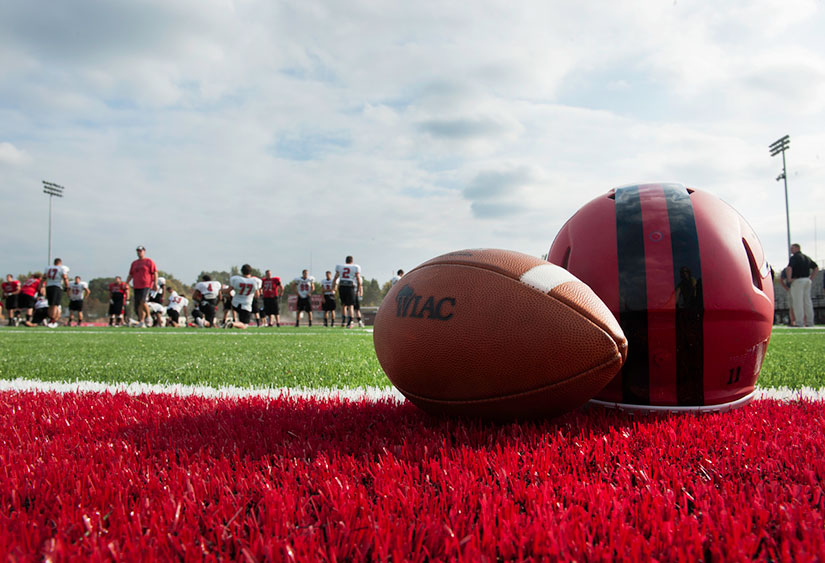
[1,0,824,285]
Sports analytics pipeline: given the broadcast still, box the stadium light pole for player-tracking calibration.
[42,181,65,265]
[769,135,791,257]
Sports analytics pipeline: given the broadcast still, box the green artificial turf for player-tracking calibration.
[0,328,388,389]
[0,325,823,390]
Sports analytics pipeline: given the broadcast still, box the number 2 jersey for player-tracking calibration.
[229,275,262,312]
[335,264,360,286]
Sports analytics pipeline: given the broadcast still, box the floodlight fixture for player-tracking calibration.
[41,180,67,265]
[769,135,791,257]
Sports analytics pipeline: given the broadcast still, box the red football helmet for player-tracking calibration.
[549,183,774,412]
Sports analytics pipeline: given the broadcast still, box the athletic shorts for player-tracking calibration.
[33,308,48,324]
[133,288,150,305]
[322,295,336,312]
[167,309,180,323]
[109,294,125,316]
[263,297,280,315]
[199,299,217,323]
[339,284,356,306]
[233,304,251,325]
[18,293,36,310]
[69,300,83,312]
[223,296,233,310]
[251,297,260,313]
[46,286,63,306]
[295,296,311,313]
[354,293,361,311]
[4,295,17,310]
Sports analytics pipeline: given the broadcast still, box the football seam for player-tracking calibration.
[395,351,624,406]
[405,262,623,348]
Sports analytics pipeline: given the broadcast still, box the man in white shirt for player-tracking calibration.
[166,290,189,327]
[67,275,90,326]
[333,255,362,328]
[45,258,70,325]
[192,275,222,327]
[293,270,315,327]
[226,264,262,329]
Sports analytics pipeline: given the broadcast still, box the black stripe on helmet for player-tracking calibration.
[614,186,649,405]
[664,185,704,406]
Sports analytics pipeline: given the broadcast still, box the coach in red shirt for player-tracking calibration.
[126,245,158,328]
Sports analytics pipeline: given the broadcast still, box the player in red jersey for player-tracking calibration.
[18,273,44,325]
[2,274,21,326]
[108,276,130,326]
[261,270,283,327]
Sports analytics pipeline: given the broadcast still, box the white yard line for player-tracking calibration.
[0,378,822,402]
[0,378,404,401]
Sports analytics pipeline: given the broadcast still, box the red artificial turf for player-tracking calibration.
[0,391,823,561]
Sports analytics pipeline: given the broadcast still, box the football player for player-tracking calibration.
[18,273,44,325]
[66,275,90,326]
[294,270,315,327]
[220,286,236,326]
[165,290,189,327]
[44,258,70,325]
[250,273,263,327]
[226,264,262,329]
[321,271,336,327]
[261,270,283,327]
[108,276,130,326]
[22,294,51,327]
[2,274,21,326]
[192,275,222,327]
[333,256,362,328]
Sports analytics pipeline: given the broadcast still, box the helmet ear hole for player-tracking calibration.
[741,237,763,291]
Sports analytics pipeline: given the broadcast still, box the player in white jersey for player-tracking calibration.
[321,271,336,327]
[23,295,53,327]
[67,276,90,326]
[141,301,166,327]
[391,269,404,286]
[149,276,166,305]
[226,264,262,329]
[165,290,189,327]
[45,258,70,325]
[293,270,315,327]
[192,275,222,327]
[333,255,362,328]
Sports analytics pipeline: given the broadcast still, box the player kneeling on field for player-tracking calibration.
[166,290,189,327]
[192,275,222,327]
[225,264,262,329]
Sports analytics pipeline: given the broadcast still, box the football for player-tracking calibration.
[373,249,628,420]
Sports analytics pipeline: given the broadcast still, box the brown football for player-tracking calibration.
[373,249,628,420]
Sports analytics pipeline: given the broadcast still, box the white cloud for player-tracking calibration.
[0,142,29,166]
